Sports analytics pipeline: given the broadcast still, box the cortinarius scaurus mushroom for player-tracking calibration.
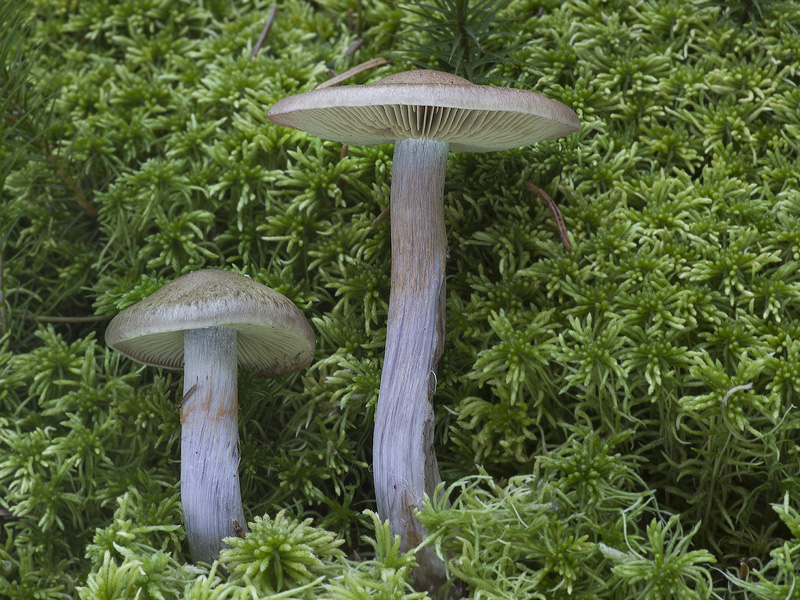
[105,269,315,562]
[268,70,580,594]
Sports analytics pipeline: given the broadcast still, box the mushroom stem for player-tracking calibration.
[374,137,449,594]
[181,326,247,562]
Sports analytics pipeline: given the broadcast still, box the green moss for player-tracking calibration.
[2,0,800,597]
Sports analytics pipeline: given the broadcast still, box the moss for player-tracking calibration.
[2,0,800,597]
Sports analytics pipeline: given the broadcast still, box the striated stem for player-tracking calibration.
[181,326,247,563]
[373,138,449,596]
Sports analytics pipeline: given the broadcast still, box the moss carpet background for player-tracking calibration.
[1,0,800,597]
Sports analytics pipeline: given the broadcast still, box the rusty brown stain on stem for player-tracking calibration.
[213,396,239,423]
[400,490,424,549]
[180,381,239,425]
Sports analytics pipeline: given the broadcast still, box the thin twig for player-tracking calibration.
[316,57,390,89]
[20,313,110,323]
[181,382,198,409]
[43,142,95,218]
[250,4,278,59]
[2,77,96,219]
[345,38,362,57]
[524,181,572,251]
[370,204,390,229]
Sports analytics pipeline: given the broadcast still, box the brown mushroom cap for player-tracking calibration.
[267,69,580,152]
[105,269,315,376]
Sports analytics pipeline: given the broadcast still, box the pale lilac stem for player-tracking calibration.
[181,326,247,562]
[373,137,449,595]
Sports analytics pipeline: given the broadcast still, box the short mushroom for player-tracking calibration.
[268,70,580,594]
[105,269,315,563]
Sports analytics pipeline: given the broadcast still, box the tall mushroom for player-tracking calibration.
[268,70,580,594]
[105,269,315,563]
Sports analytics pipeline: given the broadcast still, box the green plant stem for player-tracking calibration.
[455,0,471,68]
[0,254,6,334]
[2,80,96,219]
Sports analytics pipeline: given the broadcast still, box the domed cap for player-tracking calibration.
[105,270,315,376]
[267,69,580,152]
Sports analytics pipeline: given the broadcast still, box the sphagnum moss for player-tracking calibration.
[2,0,800,598]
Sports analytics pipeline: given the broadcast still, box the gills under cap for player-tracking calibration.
[105,269,315,376]
[267,69,581,152]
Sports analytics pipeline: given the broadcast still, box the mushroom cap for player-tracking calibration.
[105,269,315,377]
[267,69,580,152]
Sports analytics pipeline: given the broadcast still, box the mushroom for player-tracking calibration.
[268,70,580,594]
[105,269,315,563]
